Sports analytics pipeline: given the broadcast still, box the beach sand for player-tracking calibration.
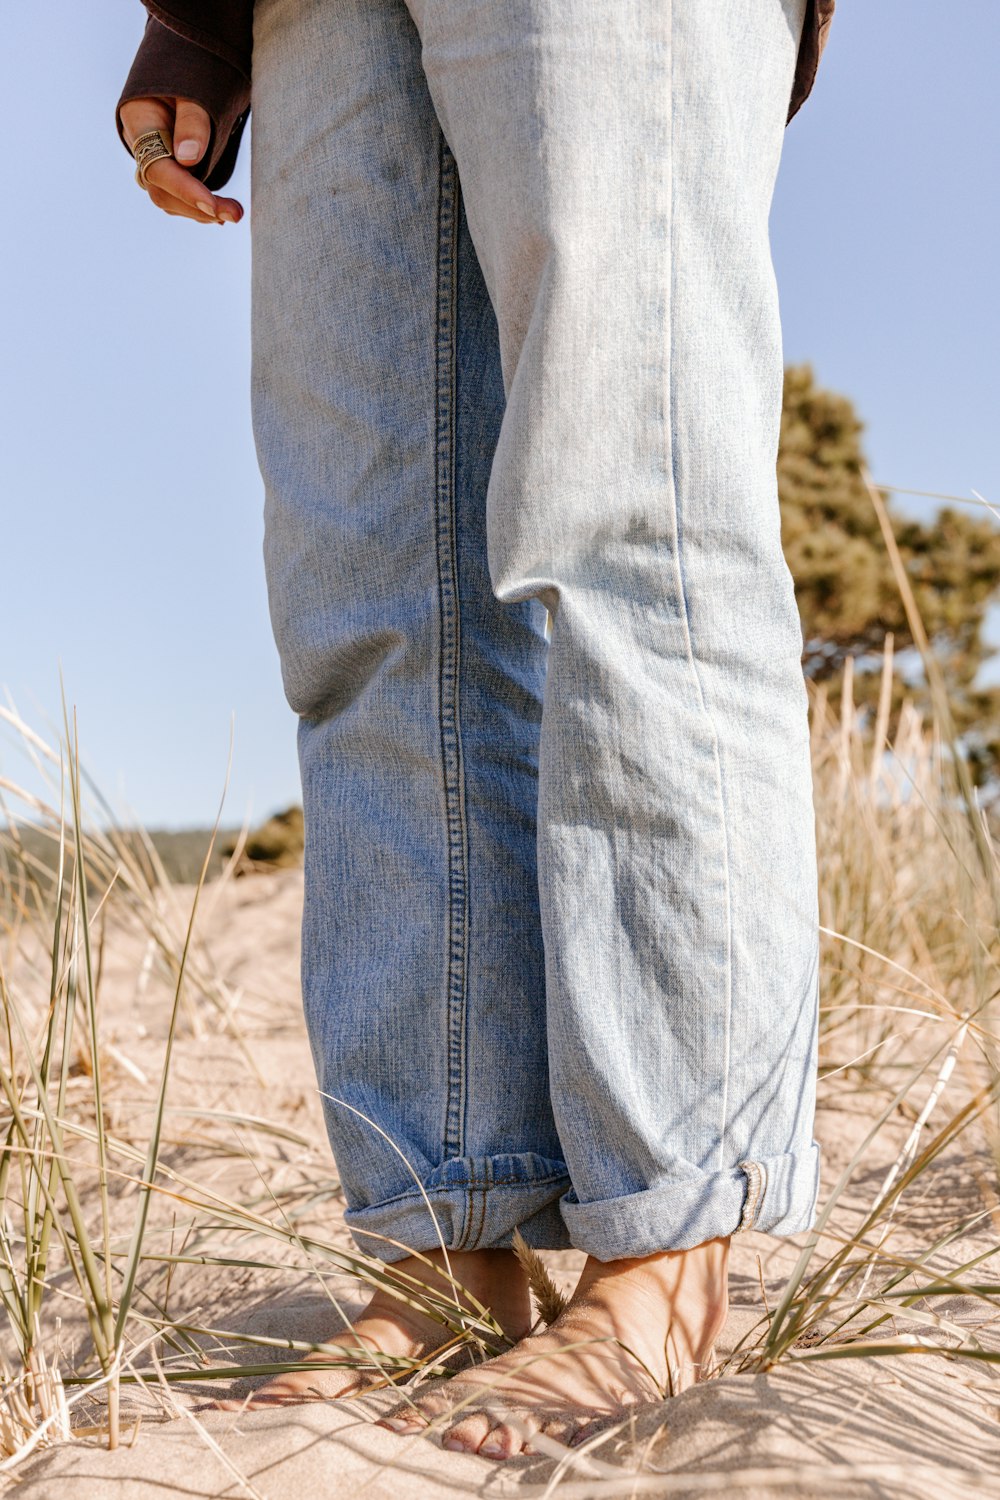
[6,868,998,1498]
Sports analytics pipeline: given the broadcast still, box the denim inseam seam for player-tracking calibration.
[470,1164,489,1250]
[455,1158,477,1250]
[433,133,471,1167]
[663,5,736,1176]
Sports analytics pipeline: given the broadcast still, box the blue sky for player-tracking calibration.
[2,2,998,829]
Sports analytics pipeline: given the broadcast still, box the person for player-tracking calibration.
[118,0,834,1461]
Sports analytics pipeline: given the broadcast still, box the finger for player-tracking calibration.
[144,158,243,223]
[119,96,172,151]
[143,155,219,217]
[147,184,243,226]
[172,98,211,167]
[147,183,215,222]
[121,98,243,223]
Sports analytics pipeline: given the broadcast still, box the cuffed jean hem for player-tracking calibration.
[343,1151,573,1263]
[560,1142,823,1262]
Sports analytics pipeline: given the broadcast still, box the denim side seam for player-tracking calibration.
[663,0,737,1173]
[433,132,471,1164]
[560,1142,822,1259]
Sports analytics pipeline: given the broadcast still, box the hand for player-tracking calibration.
[120,97,243,225]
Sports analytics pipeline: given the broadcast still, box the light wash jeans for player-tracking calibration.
[250,0,822,1264]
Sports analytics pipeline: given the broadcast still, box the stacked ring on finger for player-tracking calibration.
[132,128,174,190]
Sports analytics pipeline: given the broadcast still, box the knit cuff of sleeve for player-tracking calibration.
[115,16,251,191]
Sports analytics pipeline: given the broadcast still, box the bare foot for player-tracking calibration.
[211,1248,531,1409]
[377,1236,730,1458]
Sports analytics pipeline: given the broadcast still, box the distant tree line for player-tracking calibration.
[779,364,1000,791]
[173,365,1000,876]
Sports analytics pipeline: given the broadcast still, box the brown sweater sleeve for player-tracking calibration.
[115,15,251,191]
[788,0,835,124]
[118,0,833,189]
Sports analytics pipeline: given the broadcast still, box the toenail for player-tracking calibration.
[379,1417,414,1432]
[443,1437,470,1451]
[480,1443,504,1457]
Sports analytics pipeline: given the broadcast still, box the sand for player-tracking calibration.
[5,868,999,1498]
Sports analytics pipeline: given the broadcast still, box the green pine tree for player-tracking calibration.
[779,364,1000,787]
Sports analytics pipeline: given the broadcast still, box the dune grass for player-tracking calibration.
[0,483,998,1481]
[0,708,517,1464]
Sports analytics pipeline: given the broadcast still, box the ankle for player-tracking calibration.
[380,1248,531,1341]
[576,1238,731,1313]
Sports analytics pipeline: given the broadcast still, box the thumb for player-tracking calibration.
[172,99,212,168]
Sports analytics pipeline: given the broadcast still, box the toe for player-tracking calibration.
[567,1414,617,1448]
[376,1403,428,1434]
[412,1389,456,1418]
[209,1366,365,1410]
[478,1419,526,1460]
[377,1388,451,1433]
[250,1379,320,1406]
[441,1411,493,1453]
[520,1412,593,1454]
[538,1414,580,1444]
[248,1389,310,1406]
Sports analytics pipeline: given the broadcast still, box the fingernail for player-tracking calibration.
[218,208,237,223]
[196,201,218,220]
[176,140,200,163]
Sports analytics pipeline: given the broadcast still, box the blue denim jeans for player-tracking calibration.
[250,0,821,1263]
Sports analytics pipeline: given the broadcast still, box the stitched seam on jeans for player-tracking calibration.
[433,134,471,1164]
[347,1173,571,1217]
[662,8,736,1174]
[456,1159,477,1251]
[469,1161,489,1249]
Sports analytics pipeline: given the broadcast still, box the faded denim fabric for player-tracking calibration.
[250,0,822,1264]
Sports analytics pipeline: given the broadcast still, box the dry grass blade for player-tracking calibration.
[112,732,232,1349]
[862,465,1000,912]
[512,1226,569,1326]
[4,546,1000,1490]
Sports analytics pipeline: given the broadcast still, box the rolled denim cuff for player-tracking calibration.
[343,1151,573,1264]
[560,1142,822,1261]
